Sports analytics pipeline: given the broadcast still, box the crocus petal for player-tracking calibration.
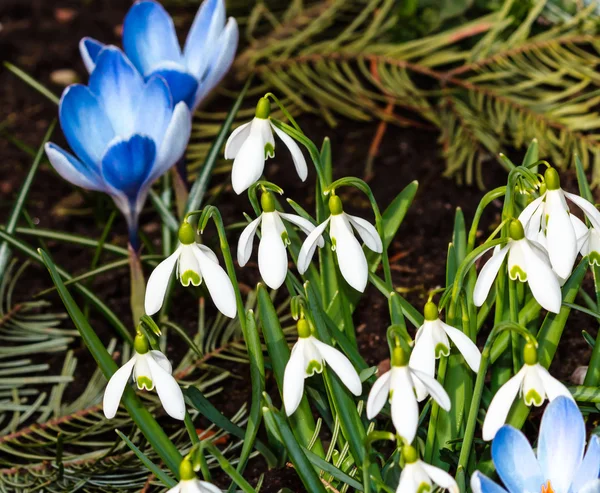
[538,395,585,493]
[278,212,325,247]
[297,218,330,274]
[390,367,419,443]
[123,0,182,76]
[192,18,239,108]
[150,102,192,184]
[366,370,391,419]
[89,46,145,136]
[103,356,136,419]
[147,355,185,420]
[312,339,362,396]
[152,67,198,108]
[224,121,252,160]
[536,365,572,401]
[473,245,509,306]
[470,472,508,493]
[520,240,562,313]
[259,213,288,289]
[79,37,105,73]
[492,426,544,493]
[283,340,306,416]
[482,368,526,441]
[330,214,368,292]
[545,189,577,278]
[410,368,451,410]
[101,135,156,201]
[145,247,181,315]
[192,246,236,318]
[183,0,225,77]
[572,436,600,492]
[45,143,105,192]
[237,216,261,266]
[565,191,600,231]
[345,213,383,253]
[59,84,115,169]
[579,479,600,493]
[421,463,459,492]
[271,124,308,181]
[134,75,173,148]
[231,121,265,194]
[517,195,544,230]
[441,322,481,372]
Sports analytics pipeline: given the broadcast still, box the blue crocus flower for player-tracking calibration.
[45,46,191,246]
[79,0,238,111]
[471,396,600,493]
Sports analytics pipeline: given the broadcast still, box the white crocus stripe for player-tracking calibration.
[283,332,361,416]
[166,479,222,493]
[473,221,561,313]
[397,460,459,493]
[103,347,185,421]
[298,196,382,292]
[237,209,322,289]
[517,168,600,279]
[366,352,451,443]
[482,360,573,441]
[145,241,236,319]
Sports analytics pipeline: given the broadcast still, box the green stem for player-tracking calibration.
[584,263,600,386]
[202,443,257,493]
[508,279,521,375]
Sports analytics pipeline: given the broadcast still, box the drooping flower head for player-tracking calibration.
[298,195,383,292]
[45,47,191,247]
[472,396,600,493]
[225,98,308,194]
[167,458,222,493]
[80,0,238,111]
[237,190,323,289]
[396,445,459,493]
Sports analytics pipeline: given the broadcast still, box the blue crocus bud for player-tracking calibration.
[45,47,192,248]
[79,0,239,112]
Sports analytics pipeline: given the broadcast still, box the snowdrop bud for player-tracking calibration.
[179,458,196,481]
[423,301,438,322]
[544,167,560,190]
[509,219,525,241]
[178,222,196,245]
[329,195,344,215]
[133,333,150,354]
[297,318,311,338]
[255,97,271,119]
[523,342,538,365]
[261,190,276,213]
[402,445,419,464]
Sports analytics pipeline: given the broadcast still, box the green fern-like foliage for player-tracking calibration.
[191,0,600,186]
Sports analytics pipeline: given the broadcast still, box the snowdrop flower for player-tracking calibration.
[237,191,323,289]
[145,222,236,318]
[283,319,361,416]
[518,168,600,279]
[298,195,383,292]
[409,302,481,399]
[167,459,222,493]
[472,396,600,493]
[482,343,573,441]
[225,98,307,194]
[366,346,451,444]
[45,47,191,247]
[571,214,600,266]
[103,334,185,420]
[80,0,238,111]
[473,219,561,313]
[397,445,458,493]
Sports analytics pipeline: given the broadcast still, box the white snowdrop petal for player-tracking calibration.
[411,368,451,410]
[297,218,330,274]
[147,355,185,420]
[283,341,306,416]
[518,195,544,232]
[258,118,275,158]
[103,356,136,419]
[473,245,509,306]
[279,212,324,247]
[441,322,481,372]
[149,350,172,374]
[258,213,288,289]
[396,466,417,493]
[571,213,589,247]
[565,191,600,231]
[482,368,526,441]
[408,323,436,401]
[312,338,362,396]
[178,246,201,286]
[144,247,181,315]
[224,121,252,159]
[231,122,265,195]
[536,365,573,401]
[545,190,577,279]
[520,240,562,313]
[166,483,182,493]
[271,124,308,181]
[366,370,391,419]
[196,244,219,264]
[198,480,223,493]
[390,367,419,444]
[237,216,261,267]
[192,247,237,318]
[421,463,459,492]
[345,213,383,253]
[330,214,368,292]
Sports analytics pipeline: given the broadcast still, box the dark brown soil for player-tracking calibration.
[1,1,597,492]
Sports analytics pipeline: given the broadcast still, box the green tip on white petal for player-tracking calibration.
[180,270,201,287]
[306,360,323,376]
[524,388,543,406]
[137,375,153,390]
[544,167,560,190]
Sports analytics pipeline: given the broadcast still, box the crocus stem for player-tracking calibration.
[128,244,146,324]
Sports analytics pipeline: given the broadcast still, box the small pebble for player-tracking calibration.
[50,69,78,86]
